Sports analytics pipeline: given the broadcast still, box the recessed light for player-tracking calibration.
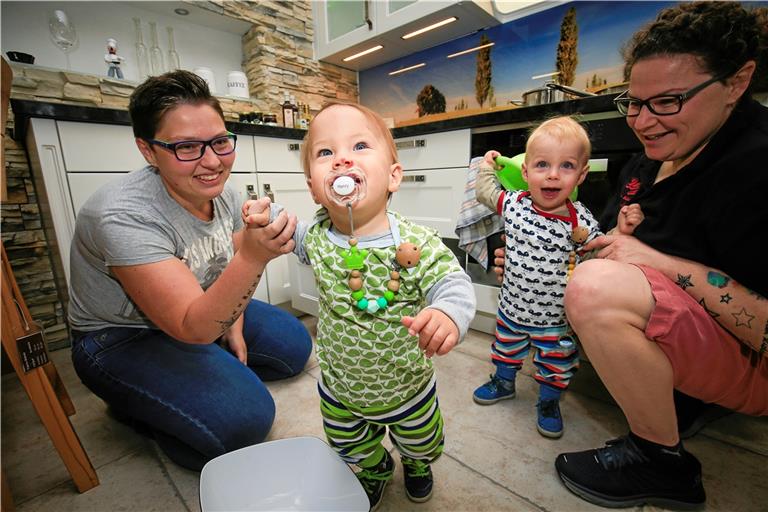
[447,42,495,59]
[342,45,384,62]
[401,17,457,40]
[388,63,426,76]
[174,8,189,16]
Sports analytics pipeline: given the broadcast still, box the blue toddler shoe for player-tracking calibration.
[473,374,516,405]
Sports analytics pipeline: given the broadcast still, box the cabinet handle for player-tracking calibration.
[401,175,426,183]
[364,0,373,30]
[263,183,275,202]
[246,184,257,199]
[395,139,426,150]
[287,143,301,151]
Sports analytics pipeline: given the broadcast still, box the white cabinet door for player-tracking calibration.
[67,173,125,215]
[374,0,454,33]
[313,0,376,60]
[389,167,466,239]
[226,173,270,303]
[253,136,303,173]
[395,129,470,170]
[57,121,145,172]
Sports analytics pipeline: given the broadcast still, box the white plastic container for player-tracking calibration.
[226,70,249,98]
[193,67,216,94]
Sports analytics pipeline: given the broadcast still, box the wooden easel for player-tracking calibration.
[1,242,99,506]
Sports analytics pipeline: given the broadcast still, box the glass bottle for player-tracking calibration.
[148,21,165,76]
[290,96,300,129]
[133,18,150,80]
[166,26,180,70]
[282,93,295,129]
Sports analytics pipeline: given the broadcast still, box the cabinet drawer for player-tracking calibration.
[254,136,303,173]
[394,129,470,171]
[58,121,145,172]
[389,167,466,239]
[232,135,256,173]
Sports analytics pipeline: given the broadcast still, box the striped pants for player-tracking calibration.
[318,374,444,469]
[492,309,579,390]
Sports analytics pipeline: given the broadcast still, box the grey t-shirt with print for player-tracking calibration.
[68,166,242,331]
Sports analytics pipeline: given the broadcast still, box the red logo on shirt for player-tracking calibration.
[621,177,641,205]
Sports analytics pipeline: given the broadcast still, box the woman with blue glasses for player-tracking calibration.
[68,70,312,470]
[550,1,768,508]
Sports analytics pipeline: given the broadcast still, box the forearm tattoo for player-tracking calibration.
[216,274,261,333]
[760,321,768,355]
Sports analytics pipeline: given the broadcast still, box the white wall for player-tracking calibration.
[1,1,246,94]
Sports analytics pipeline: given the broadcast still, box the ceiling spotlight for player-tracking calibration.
[402,17,457,40]
[447,42,495,59]
[388,63,426,76]
[174,8,190,15]
[342,45,384,62]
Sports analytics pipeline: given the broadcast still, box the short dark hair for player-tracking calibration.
[129,70,225,140]
[623,1,768,95]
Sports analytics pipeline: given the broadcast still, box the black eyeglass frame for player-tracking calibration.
[146,132,238,161]
[614,72,730,117]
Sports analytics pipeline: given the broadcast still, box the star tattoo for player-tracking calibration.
[732,307,755,328]
[698,298,719,319]
[720,293,732,304]
[676,274,693,290]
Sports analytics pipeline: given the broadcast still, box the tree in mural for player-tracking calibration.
[475,34,492,107]
[416,84,446,117]
[455,98,468,111]
[555,7,579,86]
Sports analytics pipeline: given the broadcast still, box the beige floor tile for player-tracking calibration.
[14,450,187,512]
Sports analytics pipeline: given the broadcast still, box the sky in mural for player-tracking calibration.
[359,1,679,123]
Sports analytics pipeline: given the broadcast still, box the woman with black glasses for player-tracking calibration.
[68,70,312,471]
[550,1,767,509]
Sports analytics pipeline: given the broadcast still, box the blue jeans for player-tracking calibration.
[71,300,312,470]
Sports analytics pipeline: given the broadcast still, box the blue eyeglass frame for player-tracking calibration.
[146,132,238,161]
[614,72,730,117]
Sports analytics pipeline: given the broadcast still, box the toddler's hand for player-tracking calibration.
[482,149,502,169]
[617,203,644,235]
[401,309,459,358]
[242,197,271,228]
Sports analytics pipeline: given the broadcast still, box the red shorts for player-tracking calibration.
[638,265,768,416]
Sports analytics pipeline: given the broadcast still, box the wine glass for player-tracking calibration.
[48,9,78,70]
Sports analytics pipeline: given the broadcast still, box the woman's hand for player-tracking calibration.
[583,234,674,275]
[493,234,506,283]
[240,204,296,265]
[401,309,459,358]
[221,315,247,364]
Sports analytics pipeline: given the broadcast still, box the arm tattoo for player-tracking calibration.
[760,321,768,355]
[707,271,730,288]
[676,274,693,290]
[215,276,261,333]
[698,298,719,319]
[731,307,756,329]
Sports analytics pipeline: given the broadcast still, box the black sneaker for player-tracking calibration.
[555,435,705,509]
[674,390,732,439]
[357,451,394,511]
[401,456,433,503]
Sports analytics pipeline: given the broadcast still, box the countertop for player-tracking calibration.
[10,94,623,143]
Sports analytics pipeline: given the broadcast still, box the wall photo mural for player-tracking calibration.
[359,1,681,126]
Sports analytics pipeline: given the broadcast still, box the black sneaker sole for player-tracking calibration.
[558,471,705,510]
[472,391,516,405]
[405,488,433,503]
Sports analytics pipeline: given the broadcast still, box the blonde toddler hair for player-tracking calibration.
[525,116,592,162]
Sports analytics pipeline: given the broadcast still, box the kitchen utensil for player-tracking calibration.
[148,21,165,75]
[226,71,249,98]
[193,67,216,94]
[6,52,34,64]
[167,26,180,71]
[133,18,150,80]
[48,9,77,70]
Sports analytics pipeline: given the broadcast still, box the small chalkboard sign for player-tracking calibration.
[17,330,49,373]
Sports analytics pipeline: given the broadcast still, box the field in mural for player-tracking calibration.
[359,1,679,124]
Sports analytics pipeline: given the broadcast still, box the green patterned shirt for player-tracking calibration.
[304,211,463,409]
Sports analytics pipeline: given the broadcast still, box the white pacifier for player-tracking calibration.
[324,168,367,207]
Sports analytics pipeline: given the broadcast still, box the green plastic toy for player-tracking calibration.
[494,153,578,201]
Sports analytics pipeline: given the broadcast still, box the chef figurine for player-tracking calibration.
[104,38,124,79]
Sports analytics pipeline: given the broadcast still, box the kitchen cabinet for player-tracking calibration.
[313,0,499,70]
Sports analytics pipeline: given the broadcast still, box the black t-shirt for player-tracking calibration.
[599,99,768,297]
